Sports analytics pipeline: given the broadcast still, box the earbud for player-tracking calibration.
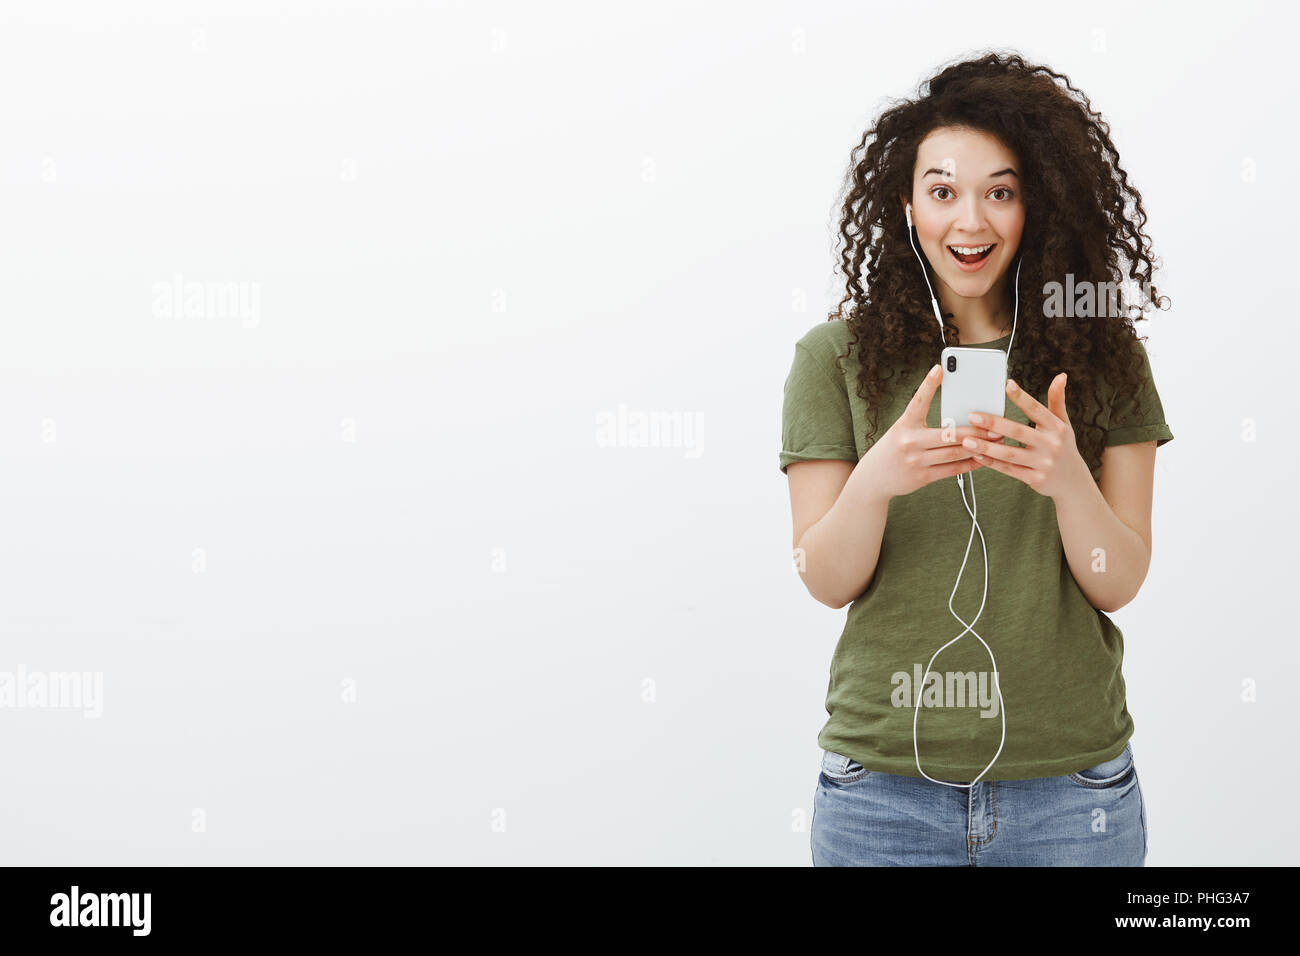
[905,201,913,229]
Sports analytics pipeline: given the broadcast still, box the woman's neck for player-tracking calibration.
[940,292,1014,343]
[937,271,1016,344]
[952,318,1012,344]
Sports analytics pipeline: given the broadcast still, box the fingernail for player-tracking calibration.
[930,364,939,378]
[1006,379,1017,392]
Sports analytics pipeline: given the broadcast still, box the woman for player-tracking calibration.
[780,51,1174,866]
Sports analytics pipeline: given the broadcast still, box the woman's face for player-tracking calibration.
[904,126,1025,305]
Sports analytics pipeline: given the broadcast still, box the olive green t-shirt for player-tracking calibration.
[779,319,1173,780]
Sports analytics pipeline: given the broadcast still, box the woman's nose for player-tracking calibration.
[955,196,986,231]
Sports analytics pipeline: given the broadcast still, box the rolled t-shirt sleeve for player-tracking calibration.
[1106,338,1173,448]
[779,340,859,474]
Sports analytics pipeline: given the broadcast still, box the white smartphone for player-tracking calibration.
[939,346,1007,438]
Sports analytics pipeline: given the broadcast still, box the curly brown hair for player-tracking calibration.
[828,50,1170,477]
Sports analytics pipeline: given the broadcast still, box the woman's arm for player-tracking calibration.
[1052,440,1157,613]
[787,458,891,610]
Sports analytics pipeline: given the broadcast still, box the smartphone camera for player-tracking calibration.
[946,356,957,372]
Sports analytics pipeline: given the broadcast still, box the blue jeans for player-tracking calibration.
[811,741,1148,866]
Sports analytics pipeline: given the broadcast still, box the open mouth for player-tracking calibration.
[948,243,996,266]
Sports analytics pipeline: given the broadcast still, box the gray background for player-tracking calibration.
[0,0,1292,865]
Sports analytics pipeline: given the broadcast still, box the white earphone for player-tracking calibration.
[903,200,1021,789]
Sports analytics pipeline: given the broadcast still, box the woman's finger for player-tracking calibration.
[1004,379,1054,428]
[923,424,991,449]
[905,364,945,425]
[967,411,1031,445]
[962,435,1032,467]
[931,457,983,481]
[971,452,1035,483]
[924,444,984,467]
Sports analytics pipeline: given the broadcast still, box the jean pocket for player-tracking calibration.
[1066,742,1135,789]
[820,748,872,784]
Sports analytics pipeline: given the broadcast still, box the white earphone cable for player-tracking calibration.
[904,202,1021,788]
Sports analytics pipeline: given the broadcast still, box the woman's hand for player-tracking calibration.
[960,374,1092,500]
[858,363,992,502]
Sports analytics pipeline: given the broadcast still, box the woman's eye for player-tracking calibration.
[931,186,952,200]
[991,187,1014,200]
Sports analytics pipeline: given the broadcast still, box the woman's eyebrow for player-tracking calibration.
[921,167,1020,179]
